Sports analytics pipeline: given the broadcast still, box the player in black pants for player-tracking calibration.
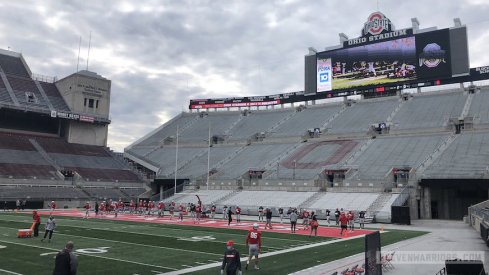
[227,207,233,226]
[221,240,242,275]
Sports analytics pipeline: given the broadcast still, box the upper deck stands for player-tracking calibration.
[0,54,29,77]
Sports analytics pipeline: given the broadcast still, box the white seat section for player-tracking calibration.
[162,189,234,205]
[135,114,197,146]
[328,98,399,134]
[145,147,207,175]
[228,109,294,140]
[349,134,447,180]
[215,143,297,179]
[309,192,380,212]
[424,131,489,178]
[391,91,466,130]
[179,113,240,140]
[468,87,489,124]
[178,146,242,178]
[271,104,343,137]
[219,190,316,208]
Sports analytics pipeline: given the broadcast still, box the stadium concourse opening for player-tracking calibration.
[419,179,489,220]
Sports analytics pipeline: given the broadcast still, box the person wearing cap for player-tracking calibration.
[245,223,262,270]
[32,210,41,237]
[53,241,78,275]
[221,240,242,275]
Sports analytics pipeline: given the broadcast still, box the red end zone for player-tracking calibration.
[39,209,374,239]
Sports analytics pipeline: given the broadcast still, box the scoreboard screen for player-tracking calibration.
[316,29,452,93]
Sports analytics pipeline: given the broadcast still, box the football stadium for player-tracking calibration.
[1,3,489,275]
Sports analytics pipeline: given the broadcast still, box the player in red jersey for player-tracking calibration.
[100,201,106,215]
[158,201,165,217]
[178,204,185,221]
[195,204,202,224]
[83,201,90,219]
[129,200,135,214]
[49,201,56,215]
[118,200,124,213]
[339,212,349,236]
[235,206,241,223]
[245,223,262,270]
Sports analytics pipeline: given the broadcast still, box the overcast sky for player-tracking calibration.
[1,0,488,151]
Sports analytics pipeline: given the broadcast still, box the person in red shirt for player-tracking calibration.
[83,202,90,219]
[245,223,262,270]
[129,200,135,214]
[99,201,104,215]
[235,206,241,223]
[119,200,124,213]
[158,201,165,217]
[339,212,349,236]
[178,204,185,221]
[50,201,56,215]
[195,204,202,224]
[32,210,41,237]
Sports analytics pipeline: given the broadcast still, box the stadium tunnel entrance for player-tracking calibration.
[151,178,188,200]
[419,179,489,220]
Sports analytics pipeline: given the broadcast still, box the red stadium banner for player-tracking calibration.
[190,99,280,109]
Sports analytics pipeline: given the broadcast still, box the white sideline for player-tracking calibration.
[160,234,366,275]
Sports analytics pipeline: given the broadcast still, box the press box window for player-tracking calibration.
[96,100,99,109]
[88,99,94,108]
[84,98,87,106]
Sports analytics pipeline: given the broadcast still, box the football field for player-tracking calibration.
[0,212,426,274]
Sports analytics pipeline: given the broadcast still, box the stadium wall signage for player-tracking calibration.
[346,12,412,47]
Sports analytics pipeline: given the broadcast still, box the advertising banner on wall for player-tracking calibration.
[317,58,332,92]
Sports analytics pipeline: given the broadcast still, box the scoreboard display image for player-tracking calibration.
[316,29,452,93]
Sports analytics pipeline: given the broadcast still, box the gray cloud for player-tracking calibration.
[0,0,488,151]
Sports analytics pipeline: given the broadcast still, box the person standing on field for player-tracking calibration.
[53,241,78,275]
[32,210,41,237]
[290,209,298,233]
[220,240,242,275]
[41,216,56,242]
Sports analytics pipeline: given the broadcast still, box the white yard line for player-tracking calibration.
[0,268,23,275]
[160,234,367,275]
[0,239,177,271]
[0,217,295,250]
[0,225,222,257]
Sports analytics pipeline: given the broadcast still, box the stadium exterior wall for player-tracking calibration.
[67,120,108,146]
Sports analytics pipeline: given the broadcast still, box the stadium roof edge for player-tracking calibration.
[56,69,109,83]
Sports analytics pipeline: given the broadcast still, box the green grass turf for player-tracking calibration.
[0,213,427,275]
[333,76,416,90]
